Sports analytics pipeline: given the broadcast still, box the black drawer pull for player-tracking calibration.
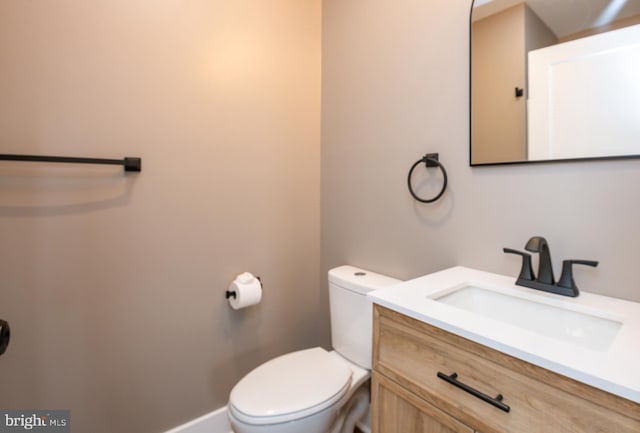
[437,371,510,413]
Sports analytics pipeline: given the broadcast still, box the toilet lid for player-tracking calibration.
[229,347,352,424]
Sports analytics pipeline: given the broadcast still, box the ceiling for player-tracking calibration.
[472,0,640,38]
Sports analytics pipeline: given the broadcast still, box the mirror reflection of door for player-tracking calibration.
[528,24,640,160]
[472,3,555,163]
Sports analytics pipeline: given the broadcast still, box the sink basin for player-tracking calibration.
[432,284,623,351]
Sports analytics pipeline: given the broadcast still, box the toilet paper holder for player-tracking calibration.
[225,276,262,299]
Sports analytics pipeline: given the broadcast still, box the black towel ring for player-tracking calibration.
[407,153,448,203]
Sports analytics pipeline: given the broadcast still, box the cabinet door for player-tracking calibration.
[372,372,473,433]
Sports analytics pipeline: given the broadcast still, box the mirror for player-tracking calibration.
[470,0,640,165]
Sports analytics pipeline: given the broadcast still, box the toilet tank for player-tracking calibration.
[328,266,401,369]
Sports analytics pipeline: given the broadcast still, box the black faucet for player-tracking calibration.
[524,236,554,285]
[504,236,598,297]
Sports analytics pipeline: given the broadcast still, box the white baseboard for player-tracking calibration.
[164,406,231,433]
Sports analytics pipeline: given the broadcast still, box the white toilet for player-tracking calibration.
[227,265,400,433]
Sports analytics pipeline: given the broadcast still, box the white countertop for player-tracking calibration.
[368,266,640,404]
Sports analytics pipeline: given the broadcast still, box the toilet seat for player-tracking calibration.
[229,347,352,425]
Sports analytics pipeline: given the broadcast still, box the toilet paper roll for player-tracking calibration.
[228,272,262,310]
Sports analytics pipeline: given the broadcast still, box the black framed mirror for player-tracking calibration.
[470,0,640,166]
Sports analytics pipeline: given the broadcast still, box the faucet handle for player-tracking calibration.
[557,259,599,295]
[503,248,535,281]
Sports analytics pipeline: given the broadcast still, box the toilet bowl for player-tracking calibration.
[227,266,401,433]
[228,348,369,433]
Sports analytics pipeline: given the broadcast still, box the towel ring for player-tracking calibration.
[407,153,448,203]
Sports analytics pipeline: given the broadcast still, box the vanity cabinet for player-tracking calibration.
[372,372,473,433]
[371,305,640,433]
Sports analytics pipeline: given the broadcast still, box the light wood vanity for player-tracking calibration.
[371,305,640,433]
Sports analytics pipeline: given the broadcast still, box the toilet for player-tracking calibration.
[227,265,400,433]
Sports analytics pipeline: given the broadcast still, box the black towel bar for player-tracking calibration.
[0,154,141,172]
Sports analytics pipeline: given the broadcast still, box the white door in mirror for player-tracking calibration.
[528,24,640,160]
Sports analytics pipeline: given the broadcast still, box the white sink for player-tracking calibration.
[432,284,623,351]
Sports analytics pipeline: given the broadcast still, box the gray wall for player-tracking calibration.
[0,1,320,432]
[321,0,640,349]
